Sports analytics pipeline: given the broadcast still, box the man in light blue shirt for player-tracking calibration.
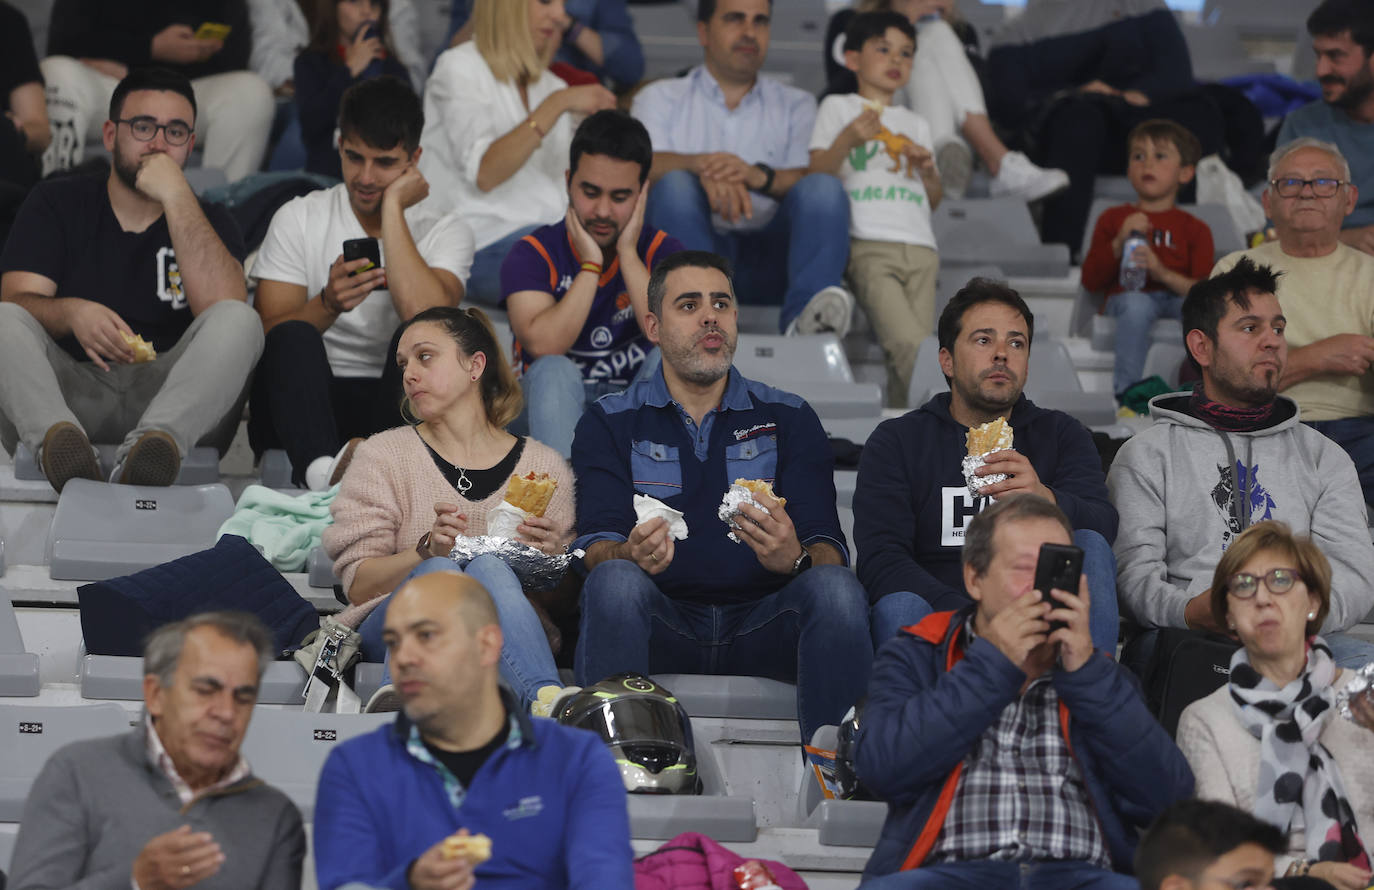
[1282,0,1374,254]
[630,0,854,336]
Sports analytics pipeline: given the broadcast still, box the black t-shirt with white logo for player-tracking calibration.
[0,173,247,362]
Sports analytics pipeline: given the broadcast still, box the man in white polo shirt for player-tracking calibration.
[250,76,474,489]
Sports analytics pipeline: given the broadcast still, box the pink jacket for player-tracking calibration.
[634,833,808,890]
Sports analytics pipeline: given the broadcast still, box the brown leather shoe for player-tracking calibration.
[119,430,181,486]
[39,421,100,494]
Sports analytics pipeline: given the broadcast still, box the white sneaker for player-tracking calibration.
[364,683,403,713]
[989,151,1070,202]
[787,286,855,338]
[304,437,364,492]
[530,684,580,718]
[935,139,973,200]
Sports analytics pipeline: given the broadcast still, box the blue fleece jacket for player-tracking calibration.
[313,695,633,890]
[853,393,1117,610]
[855,607,1194,879]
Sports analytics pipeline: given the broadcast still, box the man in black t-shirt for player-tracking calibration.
[0,67,263,492]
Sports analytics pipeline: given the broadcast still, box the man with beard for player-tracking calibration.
[0,67,259,492]
[503,110,683,458]
[1281,0,1374,255]
[1109,258,1374,668]
[853,278,1120,649]
[569,250,872,744]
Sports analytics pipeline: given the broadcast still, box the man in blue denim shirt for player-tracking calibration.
[570,250,872,743]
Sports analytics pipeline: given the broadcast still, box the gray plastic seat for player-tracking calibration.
[933,199,1070,277]
[259,449,294,489]
[81,654,309,704]
[627,727,757,841]
[0,537,5,576]
[14,443,222,486]
[1202,0,1308,40]
[1143,342,1189,389]
[796,725,886,847]
[0,599,39,696]
[239,709,392,819]
[0,703,131,820]
[652,674,797,721]
[1182,22,1277,80]
[308,546,340,589]
[733,334,854,384]
[45,478,235,581]
[0,825,14,872]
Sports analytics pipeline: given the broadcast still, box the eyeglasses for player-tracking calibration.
[1269,177,1346,198]
[1227,567,1300,599]
[116,117,192,146]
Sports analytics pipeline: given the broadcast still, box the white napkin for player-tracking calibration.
[486,500,528,540]
[634,494,689,540]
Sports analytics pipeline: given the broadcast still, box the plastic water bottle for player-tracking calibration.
[1119,230,1148,291]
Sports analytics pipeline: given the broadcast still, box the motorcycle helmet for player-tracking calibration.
[834,699,876,801]
[553,673,700,794]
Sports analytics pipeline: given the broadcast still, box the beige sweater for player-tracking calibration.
[322,426,576,593]
[1176,671,1374,872]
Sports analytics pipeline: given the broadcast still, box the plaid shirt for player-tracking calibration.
[928,623,1111,867]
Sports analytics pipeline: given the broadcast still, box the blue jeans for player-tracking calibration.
[574,560,873,741]
[1305,416,1374,510]
[357,555,561,709]
[645,170,851,332]
[466,225,542,307]
[1106,289,1182,396]
[513,349,662,458]
[860,861,1137,889]
[869,530,1121,653]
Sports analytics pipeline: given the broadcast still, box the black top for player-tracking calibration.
[0,2,42,111]
[0,173,247,362]
[422,712,511,789]
[419,430,527,502]
[47,0,253,77]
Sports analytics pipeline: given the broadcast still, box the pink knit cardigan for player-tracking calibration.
[322,425,576,594]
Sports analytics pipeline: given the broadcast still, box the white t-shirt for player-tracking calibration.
[810,93,937,249]
[418,42,573,250]
[250,183,476,379]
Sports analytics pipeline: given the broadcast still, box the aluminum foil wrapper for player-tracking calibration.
[718,483,771,544]
[1336,660,1374,721]
[962,453,1007,499]
[447,535,582,592]
[634,494,689,541]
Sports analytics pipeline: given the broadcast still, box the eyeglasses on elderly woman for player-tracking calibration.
[1226,567,1300,599]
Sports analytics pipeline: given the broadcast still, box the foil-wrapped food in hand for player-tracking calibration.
[447,535,581,591]
[1336,661,1374,722]
[717,478,785,543]
[963,417,1014,498]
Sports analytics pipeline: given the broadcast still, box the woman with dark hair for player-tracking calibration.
[323,305,576,713]
[294,0,411,178]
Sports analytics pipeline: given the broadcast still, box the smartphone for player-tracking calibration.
[343,237,383,291]
[194,21,232,41]
[1034,542,1083,634]
[362,21,382,40]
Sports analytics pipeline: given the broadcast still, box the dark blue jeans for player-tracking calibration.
[1305,416,1374,510]
[861,860,1137,889]
[644,170,851,332]
[574,560,873,742]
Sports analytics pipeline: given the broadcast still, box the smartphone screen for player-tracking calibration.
[1034,542,1084,634]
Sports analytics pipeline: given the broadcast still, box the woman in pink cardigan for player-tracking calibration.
[323,305,576,712]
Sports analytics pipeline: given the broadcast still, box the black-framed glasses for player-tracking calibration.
[1270,177,1346,198]
[115,117,192,146]
[1227,567,1300,599]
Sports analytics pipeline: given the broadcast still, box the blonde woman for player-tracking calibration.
[418,0,616,304]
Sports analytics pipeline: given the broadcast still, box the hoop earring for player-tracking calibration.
[399,396,420,426]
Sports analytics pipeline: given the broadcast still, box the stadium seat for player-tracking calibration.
[733,334,884,419]
[13,443,222,486]
[1202,0,1310,41]
[933,199,1071,277]
[652,674,797,721]
[798,726,885,847]
[1181,22,1277,80]
[259,449,294,489]
[0,703,132,821]
[0,600,38,697]
[308,546,340,589]
[239,709,392,819]
[627,727,758,842]
[0,539,5,577]
[45,479,235,581]
[81,654,309,704]
[1142,342,1189,389]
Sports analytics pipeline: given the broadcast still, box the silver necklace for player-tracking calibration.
[454,465,472,494]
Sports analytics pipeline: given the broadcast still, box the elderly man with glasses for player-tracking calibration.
[1213,137,1374,513]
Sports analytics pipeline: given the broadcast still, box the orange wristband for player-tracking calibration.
[580,261,602,275]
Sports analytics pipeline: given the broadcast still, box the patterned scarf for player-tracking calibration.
[1188,383,1278,433]
[1229,637,1372,868]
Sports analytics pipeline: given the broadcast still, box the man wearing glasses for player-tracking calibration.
[0,67,261,493]
[1109,257,1374,670]
[1213,138,1374,514]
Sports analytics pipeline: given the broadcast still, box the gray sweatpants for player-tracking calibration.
[0,300,264,464]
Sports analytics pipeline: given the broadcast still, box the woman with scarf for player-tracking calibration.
[1177,520,1374,890]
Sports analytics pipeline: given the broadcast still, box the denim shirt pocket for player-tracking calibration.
[631,440,683,496]
[725,435,779,484]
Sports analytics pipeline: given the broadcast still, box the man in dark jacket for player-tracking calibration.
[854,278,1119,647]
[855,495,1193,888]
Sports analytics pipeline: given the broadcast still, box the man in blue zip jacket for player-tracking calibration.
[313,570,633,890]
[856,495,1193,888]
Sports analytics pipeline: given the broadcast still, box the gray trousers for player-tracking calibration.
[0,300,264,464]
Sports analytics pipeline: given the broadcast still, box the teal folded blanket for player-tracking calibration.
[218,484,338,572]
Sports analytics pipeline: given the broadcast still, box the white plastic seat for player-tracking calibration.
[627,726,757,842]
[652,674,797,721]
[81,654,309,704]
[733,334,882,419]
[0,703,131,821]
[0,599,38,696]
[239,710,393,819]
[797,725,885,847]
[308,546,340,589]
[933,199,1070,277]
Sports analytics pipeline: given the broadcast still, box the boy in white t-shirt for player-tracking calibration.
[810,12,941,408]
[250,76,474,488]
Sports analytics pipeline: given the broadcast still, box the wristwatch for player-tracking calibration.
[416,532,432,557]
[791,546,812,575]
[753,162,775,195]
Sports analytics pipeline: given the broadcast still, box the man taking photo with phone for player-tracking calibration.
[251,76,473,489]
[853,495,1194,889]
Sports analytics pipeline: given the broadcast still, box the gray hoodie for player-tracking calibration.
[1108,392,1374,632]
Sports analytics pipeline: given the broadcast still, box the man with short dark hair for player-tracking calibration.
[0,67,260,493]
[502,109,684,457]
[856,495,1193,887]
[853,278,1119,647]
[1282,0,1374,254]
[314,570,633,890]
[571,249,872,743]
[250,76,473,489]
[8,611,305,890]
[1109,257,1374,668]
[632,0,856,337]
[1135,800,1287,890]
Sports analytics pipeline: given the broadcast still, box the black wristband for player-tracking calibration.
[754,162,775,195]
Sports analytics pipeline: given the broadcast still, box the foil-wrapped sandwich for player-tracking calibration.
[962,418,1013,498]
[450,473,576,590]
[718,478,784,543]
[487,472,557,539]
[1336,661,1374,722]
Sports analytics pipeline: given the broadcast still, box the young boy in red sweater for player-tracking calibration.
[1081,119,1214,398]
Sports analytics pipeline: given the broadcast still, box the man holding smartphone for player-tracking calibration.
[251,76,473,489]
[855,495,1193,888]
